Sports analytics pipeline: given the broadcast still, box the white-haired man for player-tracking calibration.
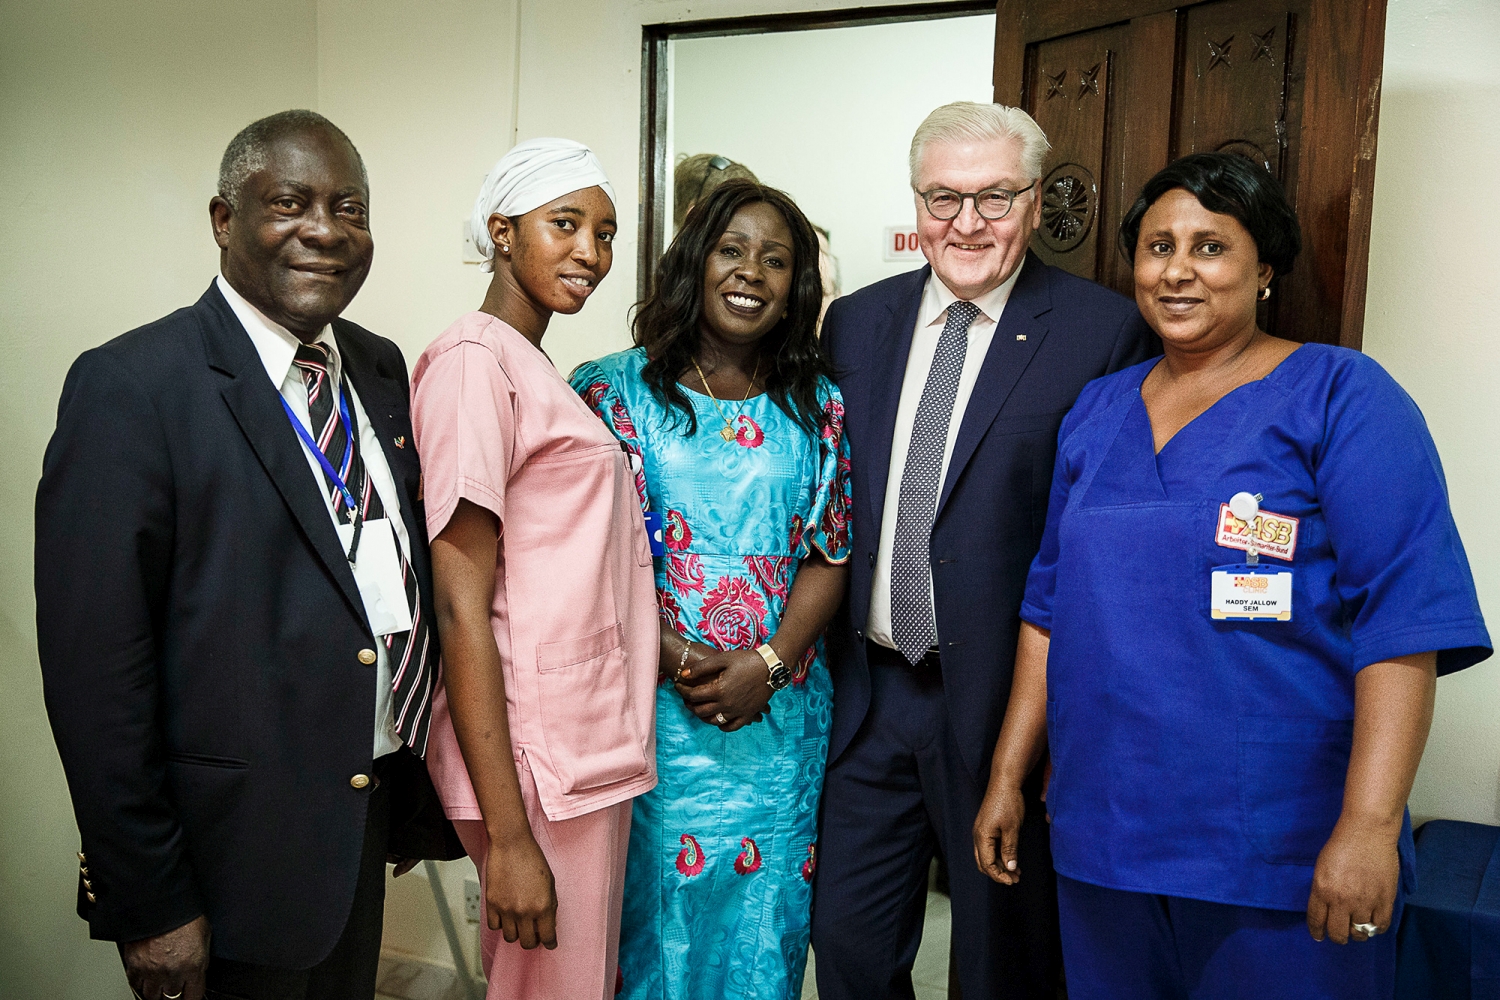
[812,101,1157,998]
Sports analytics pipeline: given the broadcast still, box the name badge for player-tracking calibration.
[643,510,666,557]
[1215,503,1299,561]
[1210,564,1293,621]
[338,518,414,636]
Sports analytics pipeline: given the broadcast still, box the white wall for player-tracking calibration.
[3,0,1496,995]
[1364,0,1500,825]
[0,2,317,994]
[670,16,996,297]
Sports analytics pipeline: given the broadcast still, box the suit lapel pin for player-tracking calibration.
[394,435,406,449]
[1016,334,1027,341]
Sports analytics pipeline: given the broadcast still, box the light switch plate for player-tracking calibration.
[464,878,482,923]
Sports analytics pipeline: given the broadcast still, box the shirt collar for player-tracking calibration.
[920,255,1027,329]
[216,274,339,389]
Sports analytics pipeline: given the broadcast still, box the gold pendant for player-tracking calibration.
[719,426,735,441]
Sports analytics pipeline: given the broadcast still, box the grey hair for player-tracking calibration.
[908,101,1052,188]
[217,110,367,210]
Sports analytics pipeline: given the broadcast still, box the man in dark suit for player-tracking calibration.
[35,110,459,1000]
[811,102,1158,999]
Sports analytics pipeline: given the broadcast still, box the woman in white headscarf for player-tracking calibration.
[410,139,660,1000]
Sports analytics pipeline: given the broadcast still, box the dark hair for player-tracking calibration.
[635,178,832,436]
[1118,152,1302,278]
[219,110,366,210]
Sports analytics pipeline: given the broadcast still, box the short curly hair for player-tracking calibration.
[1119,152,1302,278]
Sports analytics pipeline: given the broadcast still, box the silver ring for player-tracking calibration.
[715,712,727,725]
[1352,921,1379,936]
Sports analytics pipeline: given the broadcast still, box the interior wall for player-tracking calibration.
[0,2,319,994]
[3,0,1496,994]
[1364,0,1500,826]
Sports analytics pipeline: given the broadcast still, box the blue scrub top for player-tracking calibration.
[1022,344,1491,912]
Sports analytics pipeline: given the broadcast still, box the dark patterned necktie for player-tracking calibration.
[890,301,980,665]
[294,342,435,756]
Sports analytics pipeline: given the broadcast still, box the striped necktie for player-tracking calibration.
[294,342,435,756]
[890,301,980,665]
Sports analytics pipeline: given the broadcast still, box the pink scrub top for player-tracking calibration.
[411,312,658,823]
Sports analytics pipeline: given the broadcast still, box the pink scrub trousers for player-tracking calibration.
[453,756,631,1000]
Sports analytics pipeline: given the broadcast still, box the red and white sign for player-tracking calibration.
[883,226,924,262]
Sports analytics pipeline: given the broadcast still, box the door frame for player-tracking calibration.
[638,1,996,301]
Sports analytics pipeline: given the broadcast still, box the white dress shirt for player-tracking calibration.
[216,275,407,757]
[865,259,1026,650]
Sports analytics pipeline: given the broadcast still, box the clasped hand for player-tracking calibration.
[674,645,772,732]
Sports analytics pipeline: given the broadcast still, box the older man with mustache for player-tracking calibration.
[35,110,460,1000]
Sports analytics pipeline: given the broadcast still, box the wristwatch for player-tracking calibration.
[756,643,792,691]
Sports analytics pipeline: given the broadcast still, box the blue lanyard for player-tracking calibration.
[280,383,359,514]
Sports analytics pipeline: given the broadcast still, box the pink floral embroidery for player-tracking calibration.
[658,587,685,633]
[676,834,705,876]
[744,556,791,600]
[666,553,705,594]
[734,415,764,448]
[734,837,762,875]
[697,576,768,650]
[609,400,637,440]
[582,381,610,411]
[664,510,692,552]
[791,645,815,685]
[801,843,817,882]
[821,398,844,441]
[788,514,805,553]
[820,482,850,557]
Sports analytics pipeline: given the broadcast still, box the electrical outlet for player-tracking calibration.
[464,878,482,923]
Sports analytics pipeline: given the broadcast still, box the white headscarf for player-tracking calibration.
[469,137,616,272]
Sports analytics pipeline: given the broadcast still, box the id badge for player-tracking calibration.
[338,518,414,636]
[1210,563,1293,621]
[643,510,666,557]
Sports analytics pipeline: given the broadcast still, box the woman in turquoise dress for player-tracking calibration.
[570,179,850,999]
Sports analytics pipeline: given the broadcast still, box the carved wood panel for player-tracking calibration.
[1027,29,1122,280]
[994,0,1388,349]
[1175,0,1308,336]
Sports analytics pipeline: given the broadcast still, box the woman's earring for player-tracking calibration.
[1259,286,1271,301]
[499,243,511,254]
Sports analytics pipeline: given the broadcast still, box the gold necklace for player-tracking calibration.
[691,355,761,441]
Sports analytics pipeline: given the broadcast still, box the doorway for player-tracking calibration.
[639,3,995,302]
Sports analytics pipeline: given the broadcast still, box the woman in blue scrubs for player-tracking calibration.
[971,153,1491,999]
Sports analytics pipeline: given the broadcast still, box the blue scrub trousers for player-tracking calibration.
[1057,875,1400,1000]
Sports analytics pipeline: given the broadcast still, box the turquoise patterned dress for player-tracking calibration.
[570,348,851,1000]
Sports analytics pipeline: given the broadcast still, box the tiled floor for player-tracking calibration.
[801,890,952,999]
[378,889,955,1000]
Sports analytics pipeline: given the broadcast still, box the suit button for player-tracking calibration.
[350,774,371,789]
[855,629,864,641]
[867,552,875,567]
[358,648,377,665]
[77,851,87,862]
[82,877,92,890]
[86,891,97,903]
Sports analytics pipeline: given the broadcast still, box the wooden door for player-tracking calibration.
[993,0,1387,348]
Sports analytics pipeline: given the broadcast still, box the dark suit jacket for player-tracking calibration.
[35,282,460,967]
[822,253,1158,776]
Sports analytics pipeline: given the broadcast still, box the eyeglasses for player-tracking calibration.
[917,182,1035,221]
